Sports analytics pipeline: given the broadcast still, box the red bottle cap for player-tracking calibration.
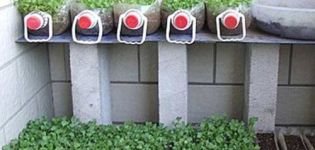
[174,15,189,30]
[223,14,239,30]
[27,15,43,30]
[124,14,141,30]
[78,15,94,30]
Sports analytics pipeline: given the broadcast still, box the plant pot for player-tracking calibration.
[70,0,114,35]
[252,0,315,40]
[278,131,307,150]
[256,133,280,150]
[206,5,252,35]
[161,2,205,34]
[113,0,160,36]
[24,1,71,36]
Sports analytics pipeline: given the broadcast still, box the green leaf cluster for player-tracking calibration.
[3,116,259,150]
[116,0,155,5]
[79,0,115,9]
[162,0,201,11]
[14,0,66,15]
[205,0,252,14]
[195,116,259,150]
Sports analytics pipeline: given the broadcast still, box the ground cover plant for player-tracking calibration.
[162,0,201,11]
[14,0,66,15]
[79,0,115,9]
[3,116,259,150]
[205,0,252,15]
[116,0,155,5]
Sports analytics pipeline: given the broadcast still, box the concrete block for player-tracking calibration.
[244,44,280,132]
[291,45,315,85]
[17,45,50,105]
[4,96,38,143]
[52,83,73,117]
[64,46,71,81]
[111,84,158,122]
[0,62,20,127]
[188,85,244,123]
[70,44,111,124]
[108,44,139,82]
[278,45,291,85]
[277,87,315,125]
[0,128,5,149]
[140,43,158,82]
[216,43,245,83]
[36,84,54,119]
[0,6,36,67]
[188,44,214,83]
[49,44,67,81]
[158,42,188,126]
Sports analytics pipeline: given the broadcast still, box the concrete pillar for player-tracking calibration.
[158,42,188,126]
[244,44,280,132]
[69,44,111,124]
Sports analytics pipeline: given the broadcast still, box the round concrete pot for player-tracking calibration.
[252,0,315,40]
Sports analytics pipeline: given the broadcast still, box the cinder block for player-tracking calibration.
[244,44,280,132]
[216,43,245,83]
[0,6,36,67]
[291,45,315,85]
[17,45,50,105]
[0,128,5,148]
[52,83,73,117]
[277,87,315,125]
[64,46,71,81]
[111,84,158,122]
[188,44,214,83]
[49,44,67,81]
[108,44,139,82]
[278,45,291,85]
[36,84,54,119]
[158,42,188,126]
[188,85,244,123]
[140,43,158,82]
[4,96,38,143]
[70,44,111,124]
[0,62,20,127]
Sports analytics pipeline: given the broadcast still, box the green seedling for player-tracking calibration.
[14,0,66,15]
[79,0,115,9]
[205,0,252,15]
[162,0,201,11]
[3,116,259,150]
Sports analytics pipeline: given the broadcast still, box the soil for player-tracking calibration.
[256,133,277,150]
[307,135,315,147]
[284,135,306,150]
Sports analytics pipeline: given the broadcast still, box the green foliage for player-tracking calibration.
[14,0,66,15]
[205,0,252,15]
[3,116,259,150]
[162,0,201,11]
[116,0,155,5]
[196,116,259,150]
[79,0,114,9]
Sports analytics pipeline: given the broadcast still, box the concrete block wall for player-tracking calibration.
[50,42,315,125]
[0,3,54,148]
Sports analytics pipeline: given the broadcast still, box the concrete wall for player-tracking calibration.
[50,43,315,125]
[0,3,53,148]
